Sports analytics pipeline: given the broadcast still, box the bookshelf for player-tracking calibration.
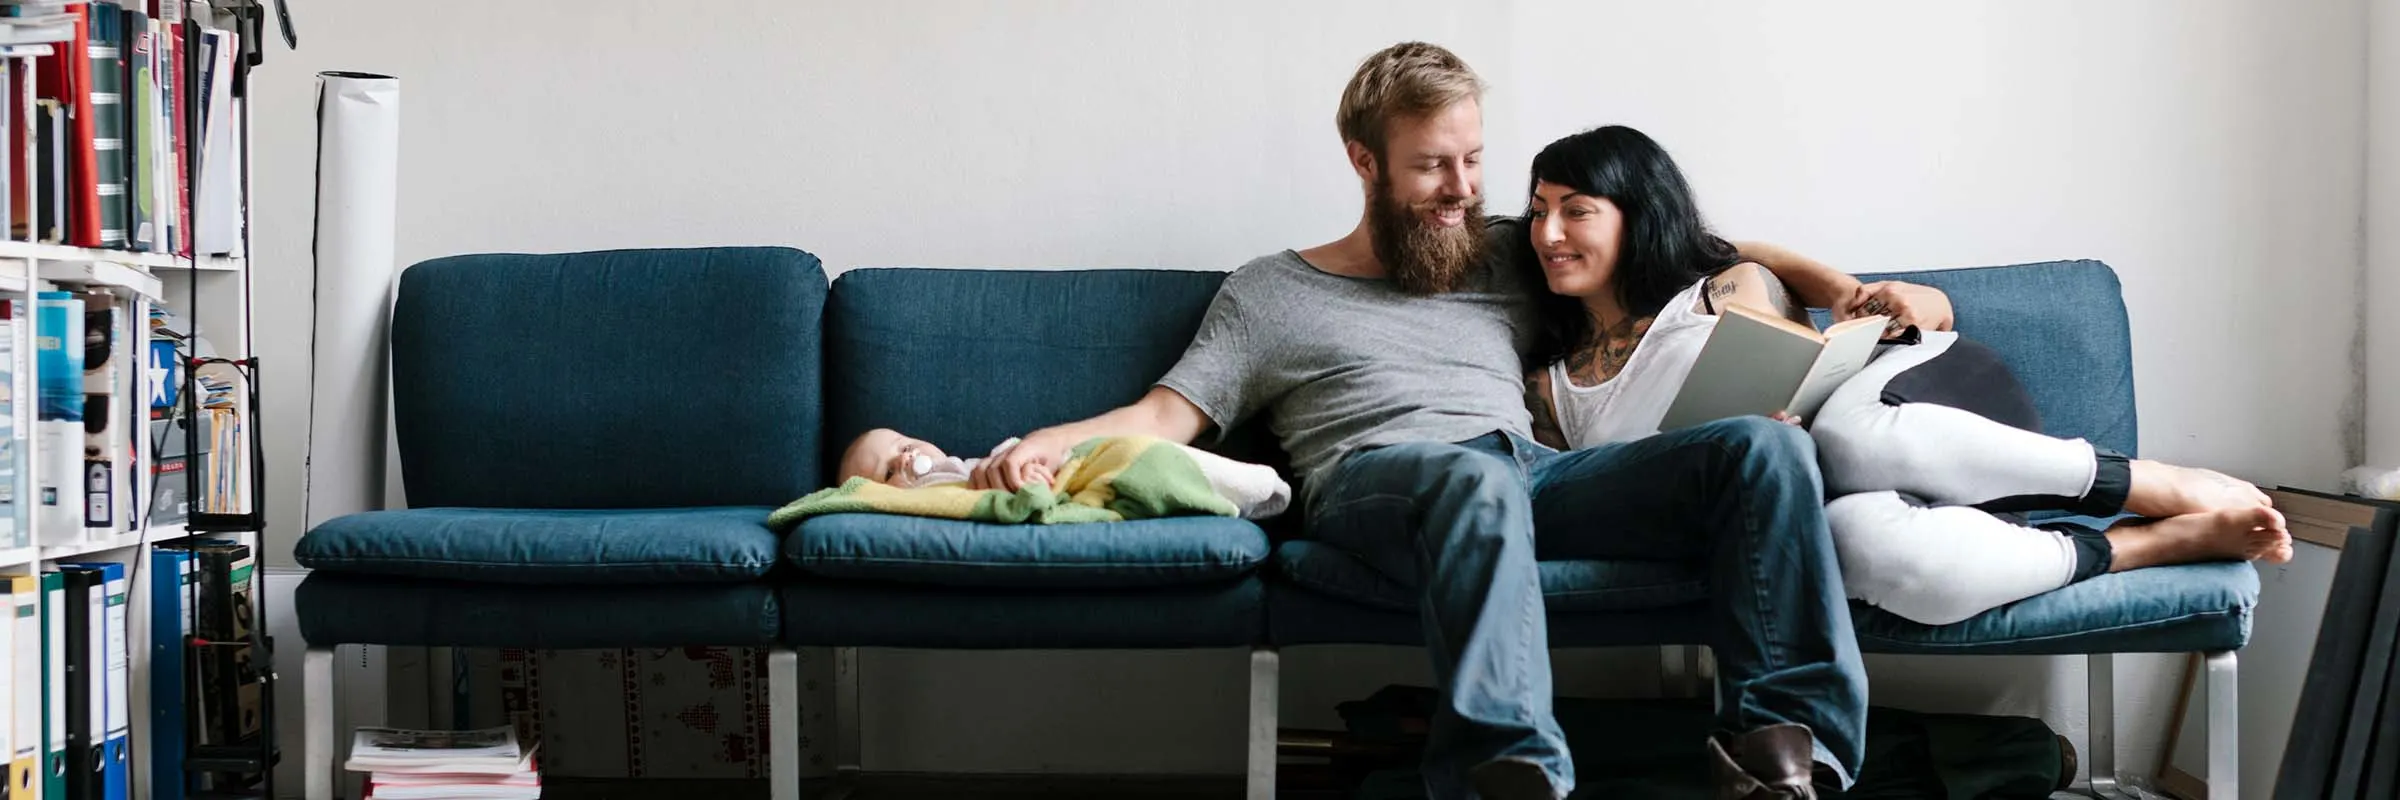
[0,2,271,800]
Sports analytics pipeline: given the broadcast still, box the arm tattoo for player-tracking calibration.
[1710,278,1739,301]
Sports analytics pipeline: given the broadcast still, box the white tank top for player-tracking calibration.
[1546,278,1719,449]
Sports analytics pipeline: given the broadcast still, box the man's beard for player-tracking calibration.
[1369,178,1488,296]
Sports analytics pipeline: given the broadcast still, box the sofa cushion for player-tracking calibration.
[1855,561,2257,655]
[297,573,779,647]
[781,577,1264,648]
[788,514,1269,588]
[1840,261,2136,457]
[821,267,1291,483]
[394,247,827,509]
[296,507,781,584]
[1273,540,1707,612]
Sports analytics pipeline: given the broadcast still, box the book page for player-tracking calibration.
[1658,305,1826,432]
[1784,317,1887,421]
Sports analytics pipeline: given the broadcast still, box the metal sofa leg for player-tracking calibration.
[771,647,801,800]
[1658,645,1700,699]
[1249,646,1280,800]
[837,646,862,776]
[2205,651,2238,799]
[305,646,337,800]
[2083,652,2134,798]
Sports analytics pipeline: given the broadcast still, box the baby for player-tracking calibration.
[837,428,1291,519]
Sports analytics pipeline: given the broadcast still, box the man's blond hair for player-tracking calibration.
[1336,42,1486,160]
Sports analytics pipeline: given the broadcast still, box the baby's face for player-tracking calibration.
[838,428,954,485]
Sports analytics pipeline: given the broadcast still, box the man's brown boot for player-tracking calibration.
[1704,723,1819,800]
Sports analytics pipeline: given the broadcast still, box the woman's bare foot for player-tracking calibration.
[2123,460,2272,518]
[2107,506,2294,572]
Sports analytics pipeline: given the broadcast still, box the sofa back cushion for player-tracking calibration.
[1846,260,2139,457]
[822,268,1288,482]
[392,247,827,508]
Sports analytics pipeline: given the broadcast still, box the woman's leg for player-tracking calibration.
[1811,333,2265,517]
[1826,492,2087,626]
[1828,492,2293,625]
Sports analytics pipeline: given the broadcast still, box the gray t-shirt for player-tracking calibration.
[1157,223,1539,493]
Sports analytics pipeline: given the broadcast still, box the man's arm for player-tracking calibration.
[969,386,1212,491]
[1733,240,1956,332]
[1732,240,1858,311]
[1523,369,1569,450]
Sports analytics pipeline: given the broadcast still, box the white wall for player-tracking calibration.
[2374,0,2400,469]
[247,0,2369,782]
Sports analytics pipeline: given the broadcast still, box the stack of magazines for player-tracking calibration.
[343,726,542,799]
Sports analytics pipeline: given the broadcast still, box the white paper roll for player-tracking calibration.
[305,72,400,529]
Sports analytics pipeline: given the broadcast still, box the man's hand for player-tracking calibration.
[1838,281,1954,334]
[968,387,1212,492]
[971,430,1071,492]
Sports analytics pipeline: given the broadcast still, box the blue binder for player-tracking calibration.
[58,563,125,800]
[149,550,195,800]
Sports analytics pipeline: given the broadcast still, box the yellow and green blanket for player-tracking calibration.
[767,436,1238,531]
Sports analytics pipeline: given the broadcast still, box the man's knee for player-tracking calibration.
[1688,416,1817,473]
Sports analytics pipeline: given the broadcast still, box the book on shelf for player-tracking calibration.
[191,355,241,516]
[36,570,63,800]
[8,575,36,800]
[148,547,195,800]
[0,1,240,255]
[0,298,16,548]
[33,288,78,544]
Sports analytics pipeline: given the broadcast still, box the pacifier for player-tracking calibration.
[896,451,973,487]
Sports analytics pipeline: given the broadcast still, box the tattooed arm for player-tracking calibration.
[1697,262,1807,323]
[1523,368,1570,451]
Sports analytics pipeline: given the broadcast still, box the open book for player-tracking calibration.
[1657,304,1888,432]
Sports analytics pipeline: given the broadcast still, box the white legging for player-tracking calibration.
[1810,331,2116,626]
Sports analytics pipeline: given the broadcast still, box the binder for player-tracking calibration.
[9,575,37,800]
[85,2,123,249]
[55,564,125,800]
[0,573,13,800]
[120,5,151,252]
[149,549,194,800]
[33,291,82,545]
[38,571,62,800]
[56,567,95,800]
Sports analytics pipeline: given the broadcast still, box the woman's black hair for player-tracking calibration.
[1521,125,1743,368]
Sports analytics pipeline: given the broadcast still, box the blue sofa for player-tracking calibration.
[293,246,2255,800]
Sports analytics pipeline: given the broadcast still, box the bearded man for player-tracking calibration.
[975,42,1917,800]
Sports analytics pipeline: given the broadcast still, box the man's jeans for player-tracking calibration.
[1304,417,1870,797]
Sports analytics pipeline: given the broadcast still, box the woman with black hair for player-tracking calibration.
[1517,125,2292,628]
